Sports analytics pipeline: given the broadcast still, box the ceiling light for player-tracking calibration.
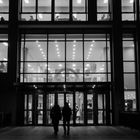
[100,68,104,71]
[36,40,39,43]
[59,64,62,67]
[73,48,76,51]
[0,0,3,4]
[3,42,8,46]
[55,44,58,47]
[24,0,29,4]
[57,51,60,54]
[92,40,95,43]
[56,48,59,51]
[77,0,82,4]
[86,64,90,67]
[58,55,60,57]
[104,0,108,3]
[73,14,77,18]
[90,44,94,47]
[3,58,7,61]
[90,48,92,51]
[38,14,43,19]
[55,40,57,43]
[73,40,76,43]
[129,0,134,3]
[73,51,76,54]
[38,44,41,47]
[89,51,91,54]
[73,44,76,47]
[40,48,43,51]
[73,64,76,67]
[28,64,31,67]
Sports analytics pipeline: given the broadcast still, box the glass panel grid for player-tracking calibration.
[20,34,111,83]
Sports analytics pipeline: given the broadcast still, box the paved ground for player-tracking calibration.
[0,126,140,140]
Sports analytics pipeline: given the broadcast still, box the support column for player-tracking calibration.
[88,0,96,23]
[111,0,124,125]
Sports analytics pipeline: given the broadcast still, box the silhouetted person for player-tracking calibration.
[62,102,72,136]
[50,103,62,135]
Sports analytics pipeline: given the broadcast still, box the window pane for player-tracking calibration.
[0,0,9,20]
[122,0,134,12]
[124,74,136,89]
[84,41,107,61]
[123,41,135,60]
[66,74,83,82]
[48,34,65,61]
[21,14,36,21]
[37,14,51,21]
[48,74,65,82]
[123,62,135,72]
[22,74,47,82]
[97,0,109,12]
[124,91,136,111]
[55,0,69,12]
[22,0,36,12]
[48,62,65,73]
[84,74,107,82]
[73,0,86,12]
[20,62,47,73]
[38,0,51,12]
[66,62,83,73]
[22,41,47,61]
[84,62,109,73]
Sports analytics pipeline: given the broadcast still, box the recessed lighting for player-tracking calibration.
[73,40,76,43]
[89,51,91,54]
[77,0,82,4]
[129,0,134,3]
[38,14,43,19]
[3,42,8,46]
[38,44,41,47]
[59,64,62,67]
[92,40,95,43]
[40,48,43,51]
[104,0,108,4]
[86,64,90,67]
[90,48,92,51]
[73,44,76,47]
[73,48,76,51]
[24,0,29,4]
[73,64,76,67]
[55,44,58,47]
[36,40,39,43]
[73,51,76,54]
[90,44,94,47]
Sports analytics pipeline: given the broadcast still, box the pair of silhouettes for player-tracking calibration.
[50,102,72,136]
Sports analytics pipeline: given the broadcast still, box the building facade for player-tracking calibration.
[0,0,140,128]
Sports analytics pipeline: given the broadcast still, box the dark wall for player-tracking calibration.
[0,85,17,126]
[120,112,140,130]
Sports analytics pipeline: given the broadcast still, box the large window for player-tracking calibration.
[20,0,88,21]
[97,0,111,21]
[0,0,9,21]
[0,34,8,73]
[121,0,136,21]
[20,34,111,82]
[123,34,137,111]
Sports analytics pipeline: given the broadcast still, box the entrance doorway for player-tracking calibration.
[24,84,111,126]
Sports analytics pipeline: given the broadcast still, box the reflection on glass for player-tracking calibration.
[98,111,103,124]
[46,94,55,124]
[75,92,84,124]
[66,94,73,124]
[124,91,136,111]
[0,0,9,21]
[87,94,93,124]
[66,74,83,82]
[48,74,65,82]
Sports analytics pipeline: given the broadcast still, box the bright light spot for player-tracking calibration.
[40,48,43,51]
[90,48,92,51]
[86,64,90,67]
[28,64,31,67]
[104,0,108,3]
[73,14,77,18]
[24,0,29,4]
[38,14,43,19]
[77,0,82,4]
[129,0,134,3]
[90,44,94,47]
[73,64,76,67]
[92,40,95,43]
[59,64,62,67]
[73,40,76,43]
[3,42,8,46]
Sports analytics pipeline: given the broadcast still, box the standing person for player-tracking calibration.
[50,103,62,135]
[62,102,72,136]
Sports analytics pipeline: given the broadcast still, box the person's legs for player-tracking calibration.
[67,121,70,135]
[63,120,66,135]
[54,122,59,135]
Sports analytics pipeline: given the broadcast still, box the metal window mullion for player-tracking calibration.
[83,34,84,82]
[65,34,66,82]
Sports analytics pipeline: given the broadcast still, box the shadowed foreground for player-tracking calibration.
[0,126,140,140]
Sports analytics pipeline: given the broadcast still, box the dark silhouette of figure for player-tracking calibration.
[50,103,61,135]
[62,102,72,136]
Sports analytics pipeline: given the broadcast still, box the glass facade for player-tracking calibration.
[0,34,8,73]
[123,34,136,111]
[20,34,111,83]
[0,0,9,21]
[20,0,88,21]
